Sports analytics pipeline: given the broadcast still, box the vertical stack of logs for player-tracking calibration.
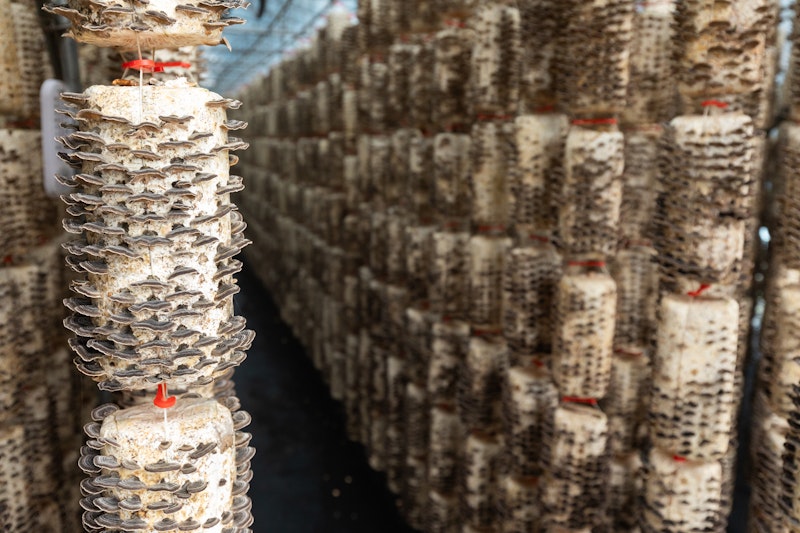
[0,2,84,530]
[604,1,676,528]
[751,2,800,532]
[645,1,775,531]
[48,1,256,531]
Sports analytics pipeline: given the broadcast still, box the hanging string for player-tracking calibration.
[154,382,176,441]
[562,396,598,406]
[135,34,144,124]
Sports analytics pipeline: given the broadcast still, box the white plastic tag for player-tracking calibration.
[40,78,75,198]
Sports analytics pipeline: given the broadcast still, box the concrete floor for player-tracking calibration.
[234,263,416,533]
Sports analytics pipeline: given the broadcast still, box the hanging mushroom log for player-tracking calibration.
[623,2,676,125]
[556,0,635,117]
[58,82,253,392]
[559,124,624,259]
[508,113,567,240]
[540,402,610,530]
[673,0,777,127]
[655,114,756,289]
[0,425,29,530]
[650,295,739,461]
[0,130,59,257]
[78,398,254,532]
[46,0,247,51]
[552,267,616,400]
[7,0,53,116]
[468,4,520,117]
[642,449,726,532]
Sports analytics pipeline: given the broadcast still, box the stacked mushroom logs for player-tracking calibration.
[230,1,780,533]
[754,27,800,529]
[646,0,776,530]
[50,1,256,531]
[520,0,634,529]
[0,2,87,530]
[601,2,676,529]
[237,1,612,531]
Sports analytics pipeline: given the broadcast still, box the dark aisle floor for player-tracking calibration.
[233,262,416,533]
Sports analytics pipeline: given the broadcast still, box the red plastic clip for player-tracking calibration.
[567,260,606,268]
[159,61,192,69]
[687,283,711,298]
[154,383,176,409]
[477,225,506,233]
[562,396,598,406]
[123,60,192,73]
[701,100,728,109]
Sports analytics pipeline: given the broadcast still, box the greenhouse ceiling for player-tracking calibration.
[205,0,357,96]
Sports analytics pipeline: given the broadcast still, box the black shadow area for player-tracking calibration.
[233,261,416,533]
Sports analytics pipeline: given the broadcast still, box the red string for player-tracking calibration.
[154,383,176,409]
[476,114,513,122]
[534,105,555,113]
[472,326,503,337]
[572,118,617,126]
[529,234,550,243]
[2,256,12,265]
[687,283,711,298]
[6,118,37,129]
[477,225,506,233]
[673,455,687,463]
[701,100,728,109]
[562,396,598,406]
[444,19,466,28]
[122,59,192,73]
[532,359,545,368]
[568,260,606,268]
[614,348,643,357]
